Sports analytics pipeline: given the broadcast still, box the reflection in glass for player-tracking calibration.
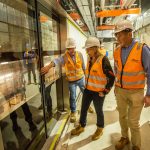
[0,0,45,149]
[23,43,38,85]
[40,12,59,52]
[40,12,60,129]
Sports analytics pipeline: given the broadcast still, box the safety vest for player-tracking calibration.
[114,42,146,89]
[64,51,84,82]
[85,55,107,92]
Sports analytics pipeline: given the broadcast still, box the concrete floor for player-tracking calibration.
[56,88,150,150]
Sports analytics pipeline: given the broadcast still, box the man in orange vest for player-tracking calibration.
[71,37,115,140]
[41,38,93,122]
[114,20,150,150]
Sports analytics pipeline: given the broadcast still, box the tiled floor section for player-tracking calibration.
[56,88,150,150]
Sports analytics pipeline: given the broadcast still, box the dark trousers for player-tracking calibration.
[27,63,36,83]
[45,84,52,113]
[10,103,33,125]
[79,89,105,128]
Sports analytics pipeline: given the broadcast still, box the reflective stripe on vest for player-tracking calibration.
[85,55,107,92]
[85,74,107,81]
[116,79,145,86]
[67,68,83,74]
[116,70,145,76]
[64,51,84,81]
[114,42,145,89]
[87,82,106,88]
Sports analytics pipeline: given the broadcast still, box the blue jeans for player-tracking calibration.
[79,89,105,128]
[68,77,85,112]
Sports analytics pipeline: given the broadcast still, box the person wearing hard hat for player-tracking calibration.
[71,37,115,141]
[24,43,37,85]
[114,20,150,150]
[41,38,94,122]
[99,43,106,56]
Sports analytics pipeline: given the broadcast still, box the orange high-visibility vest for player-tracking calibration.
[85,55,107,92]
[64,51,84,82]
[114,42,146,89]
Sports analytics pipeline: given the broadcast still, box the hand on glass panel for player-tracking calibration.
[41,65,50,75]
[41,62,55,75]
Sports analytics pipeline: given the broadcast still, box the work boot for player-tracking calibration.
[70,112,76,123]
[88,106,94,113]
[132,146,140,150]
[71,124,84,136]
[92,127,103,141]
[115,137,129,150]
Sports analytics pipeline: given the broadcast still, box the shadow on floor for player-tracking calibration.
[56,106,150,150]
[5,128,31,150]
[141,121,150,150]
[104,110,119,126]
[67,136,92,150]
[55,131,72,150]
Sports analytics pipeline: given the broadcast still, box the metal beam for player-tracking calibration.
[101,0,105,10]
[69,12,81,20]
[96,25,115,30]
[96,8,141,17]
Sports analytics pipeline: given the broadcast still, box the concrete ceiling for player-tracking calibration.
[59,0,150,41]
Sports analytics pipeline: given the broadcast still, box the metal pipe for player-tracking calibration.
[91,0,96,35]
[74,0,95,35]
[101,0,105,10]
[104,4,137,9]
[128,0,137,8]
[121,0,128,9]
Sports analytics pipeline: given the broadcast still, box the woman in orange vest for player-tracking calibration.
[71,37,115,141]
[41,38,93,122]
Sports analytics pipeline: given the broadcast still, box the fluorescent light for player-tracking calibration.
[0,62,8,65]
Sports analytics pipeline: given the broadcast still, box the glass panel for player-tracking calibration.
[0,0,45,149]
[40,12,59,52]
[40,12,60,128]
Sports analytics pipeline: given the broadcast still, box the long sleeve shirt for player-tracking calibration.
[53,51,85,71]
[102,56,115,94]
[121,39,150,96]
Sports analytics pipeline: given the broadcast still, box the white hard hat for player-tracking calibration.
[114,20,133,34]
[83,37,100,49]
[65,38,76,49]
